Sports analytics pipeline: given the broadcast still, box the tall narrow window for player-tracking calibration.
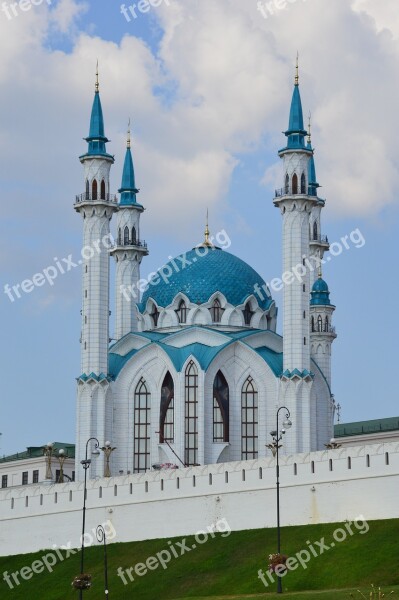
[242,301,254,326]
[100,179,106,200]
[313,221,318,241]
[92,179,98,200]
[213,371,229,442]
[160,372,174,443]
[241,377,258,460]
[176,300,187,324]
[118,228,122,245]
[325,316,329,332]
[292,173,298,195]
[132,226,137,245]
[311,316,315,332]
[301,172,306,194]
[285,173,289,194]
[85,179,90,200]
[134,379,151,473]
[150,305,159,328]
[317,315,323,332]
[124,226,129,245]
[210,298,223,323]
[185,361,198,466]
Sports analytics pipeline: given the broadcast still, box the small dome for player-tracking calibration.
[311,276,331,306]
[140,247,273,311]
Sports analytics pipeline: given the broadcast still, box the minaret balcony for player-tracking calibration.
[310,234,329,249]
[275,188,312,199]
[111,239,149,251]
[75,193,118,205]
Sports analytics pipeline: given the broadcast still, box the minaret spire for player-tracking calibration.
[95,60,99,92]
[295,51,299,86]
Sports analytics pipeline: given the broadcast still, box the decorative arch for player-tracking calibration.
[159,372,174,443]
[213,371,229,442]
[285,173,289,194]
[150,303,160,328]
[292,173,298,195]
[185,361,198,466]
[325,316,329,332]
[242,301,254,326]
[100,179,106,200]
[210,298,223,323]
[134,378,151,473]
[311,315,315,332]
[313,221,318,241]
[301,172,306,194]
[85,180,90,200]
[92,179,98,200]
[124,226,129,245]
[176,299,187,324]
[241,376,258,460]
[132,226,137,245]
[317,315,323,332]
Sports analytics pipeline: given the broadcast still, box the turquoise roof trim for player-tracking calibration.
[119,146,141,206]
[139,247,273,312]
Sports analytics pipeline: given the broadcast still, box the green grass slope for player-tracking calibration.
[0,519,398,599]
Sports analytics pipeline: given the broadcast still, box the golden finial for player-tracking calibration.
[127,118,131,149]
[95,60,99,92]
[295,52,299,86]
[318,265,322,279]
[307,111,312,145]
[204,209,211,246]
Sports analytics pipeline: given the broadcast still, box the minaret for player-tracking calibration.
[310,268,336,387]
[111,122,148,339]
[274,57,318,453]
[74,67,117,478]
[307,115,329,287]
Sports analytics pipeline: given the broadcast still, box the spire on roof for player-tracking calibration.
[118,120,140,206]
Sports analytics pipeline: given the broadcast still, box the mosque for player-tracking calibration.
[74,63,337,480]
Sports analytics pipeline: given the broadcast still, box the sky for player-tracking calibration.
[1,0,398,456]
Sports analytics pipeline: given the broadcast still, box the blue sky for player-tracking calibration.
[1,0,398,455]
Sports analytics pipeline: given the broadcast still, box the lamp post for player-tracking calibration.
[269,406,292,594]
[55,449,68,483]
[101,442,116,478]
[43,442,55,481]
[78,437,100,599]
[96,525,109,598]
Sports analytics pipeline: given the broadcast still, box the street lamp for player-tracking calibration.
[55,449,68,483]
[43,442,55,481]
[101,441,116,478]
[268,407,292,594]
[76,437,100,599]
[96,524,110,598]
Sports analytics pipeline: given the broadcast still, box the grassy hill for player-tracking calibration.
[0,519,398,599]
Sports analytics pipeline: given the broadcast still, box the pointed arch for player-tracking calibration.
[292,173,298,195]
[317,315,323,332]
[92,179,98,200]
[185,361,198,466]
[118,228,122,245]
[132,226,137,245]
[313,221,318,241]
[150,304,160,328]
[85,180,90,200]
[100,179,106,200]
[311,315,315,332]
[160,372,174,443]
[134,378,151,473]
[176,299,187,324]
[213,371,229,442]
[325,315,329,332]
[241,377,258,460]
[242,301,254,326]
[210,298,223,323]
[301,172,306,194]
[124,226,129,245]
[285,173,289,194]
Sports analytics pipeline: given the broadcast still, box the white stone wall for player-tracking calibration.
[1,442,398,556]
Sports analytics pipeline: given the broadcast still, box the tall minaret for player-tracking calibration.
[74,67,117,478]
[274,58,318,453]
[310,268,336,387]
[111,122,148,339]
[307,116,329,287]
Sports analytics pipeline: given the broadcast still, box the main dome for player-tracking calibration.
[140,247,273,311]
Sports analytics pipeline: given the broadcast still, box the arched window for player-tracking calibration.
[325,316,329,332]
[134,379,151,473]
[313,221,318,241]
[150,305,160,328]
[241,377,258,460]
[160,372,174,443]
[132,227,137,245]
[301,172,306,194]
[176,300,187,324]
[285,173,289,194]
[210,298,223,323]
[118,228,122,245]
[213,371,229,442]
[92,179,98,200]
[85,180,90,200]
[317,315,323,332]
[242,301,254,326]
[100,179,106,200]
[292,173,298,195]
[124,226,129,245]
[185,361,198,466]
[311,316,315,332]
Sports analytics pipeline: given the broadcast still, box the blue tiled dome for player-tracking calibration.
[310,277,331,306]
[140,247,273,311]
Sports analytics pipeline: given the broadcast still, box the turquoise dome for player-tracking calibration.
[310,277,331,306]
[140,247,273,311]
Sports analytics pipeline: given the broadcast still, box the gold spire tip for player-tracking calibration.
[318,265,322,278]
[127,118,131,148]
[95,60,99,92]
[295,52,299,86]
[204,209,211,246]
[307,111,312,144]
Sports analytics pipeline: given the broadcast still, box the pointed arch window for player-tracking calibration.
[317,315,323,332]
[85,180,90,200]
[325,316,329,332]
[92,179,98,200]
[176,300,187,324]
[160,372,174,443]
[313,221,318,241]
[210,298,223,323]
[301,172,306,194]
[124,226,129,245]
[213,371,229,442]
[100,179,106,200]
[150,305,159,328]
[311,316,315,332]
[185,361,198,466]
[132,227,137,245]
[242,301,254,326]
[241,377,258,460]
[134,379,151,473]
[118,228,122,245]
[285,173,289,194]
[292,173,298,195]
